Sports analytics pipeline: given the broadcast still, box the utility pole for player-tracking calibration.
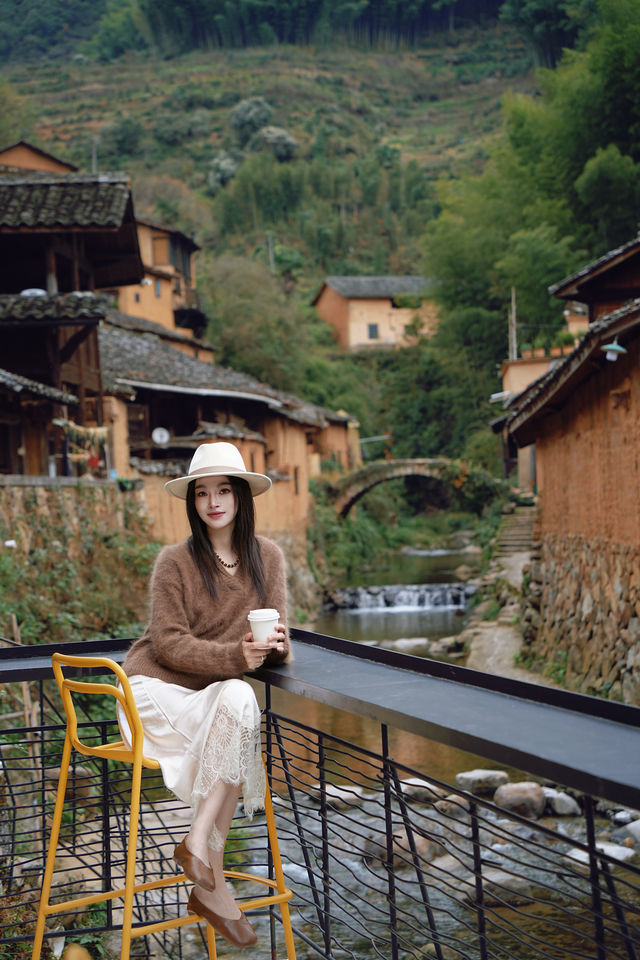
[267,233,275,274]
[508,286,517,359]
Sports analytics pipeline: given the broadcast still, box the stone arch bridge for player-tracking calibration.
[332,458,506,517]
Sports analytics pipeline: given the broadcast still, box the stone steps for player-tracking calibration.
[493,505,537,557]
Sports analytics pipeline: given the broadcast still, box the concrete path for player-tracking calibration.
[462,542,558,688]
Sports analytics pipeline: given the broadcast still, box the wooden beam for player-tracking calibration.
[59,324,94,364]
[46,243,58,294]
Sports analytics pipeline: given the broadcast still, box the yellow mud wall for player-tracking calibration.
[314,287,350,348]
[345,297,437,348]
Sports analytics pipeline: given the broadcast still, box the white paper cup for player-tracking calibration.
[248,608,280,645]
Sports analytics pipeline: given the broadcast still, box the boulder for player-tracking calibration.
[458,867,534,906]
[63,947,94,960]
[543,787,581,816]
[399,778,448,804]
[362,829,444,869]
[564,842,637,869]
[455,769,509,796]
[309,783,367,809]
[392,828,446,867]
[391,638,431,654]
[435,794,471,819]
[620,818,640,842]
[612,808,638,826]
[493,782,546,819]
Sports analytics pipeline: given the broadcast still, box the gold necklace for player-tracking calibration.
[214,550,239,569]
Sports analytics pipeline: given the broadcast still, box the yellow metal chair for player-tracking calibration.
[31,653,297,960]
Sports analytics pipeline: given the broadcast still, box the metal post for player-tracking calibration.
[319,734,332,957]
[381,725,399,960]
[470,800,488,960]
[600,857,638,960]
[585,795,607,960]
[271,717,325,928]
[391,767,443,959]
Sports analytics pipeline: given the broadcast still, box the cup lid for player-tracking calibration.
[248,608,279,620]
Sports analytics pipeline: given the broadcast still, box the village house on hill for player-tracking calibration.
[0,142,360,547]
[497,236,640,705]
[312,275,437,350]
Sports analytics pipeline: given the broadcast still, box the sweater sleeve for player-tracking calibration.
[146,548,248,680]
[260,539,292,666]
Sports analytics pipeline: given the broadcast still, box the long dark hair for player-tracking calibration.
[186,475,266,603]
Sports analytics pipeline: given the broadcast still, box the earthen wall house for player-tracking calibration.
[312,276,437,350]
[109,219,207,343]
[504,244,640,702]
[0,140,77,174]
[0,142,360,549]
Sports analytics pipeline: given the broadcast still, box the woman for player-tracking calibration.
[120,441,290,948]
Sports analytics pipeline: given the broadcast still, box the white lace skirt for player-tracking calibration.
[118,675,266,848]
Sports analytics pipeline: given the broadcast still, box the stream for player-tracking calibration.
[196,550,635,958]
[266,548,490,786]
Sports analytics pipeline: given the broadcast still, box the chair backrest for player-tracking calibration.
[51,653,159,769]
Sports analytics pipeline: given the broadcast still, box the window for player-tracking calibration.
[134,292,140,303]
[368,323,379,340]
[154,279,161,298]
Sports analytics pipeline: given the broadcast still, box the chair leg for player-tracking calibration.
[205,921,218,958]
[31,734,73,960]
[263,784,297,960]
[120,758,144,960]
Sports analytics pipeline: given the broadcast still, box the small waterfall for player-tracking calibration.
[328,582,474,612]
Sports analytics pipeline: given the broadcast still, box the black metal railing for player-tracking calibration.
[1,633,640,959]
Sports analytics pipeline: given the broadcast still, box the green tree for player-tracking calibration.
[0,79,29,144]
[500,0,599,67]
[86,0,148,61]
[574,144,640,249]
[198,254,310,394]
[494,224,585,346]
[586,0,640,159]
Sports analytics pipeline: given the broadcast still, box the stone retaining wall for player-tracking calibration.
[0,479,148,558]
[521,533,640,704]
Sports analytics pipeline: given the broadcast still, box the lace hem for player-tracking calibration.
[191,701,266,849]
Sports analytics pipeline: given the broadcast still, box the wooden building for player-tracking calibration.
[0,143,361,543]
[107,218,208,341]
[501,237,640,703]
[99,313,359,541]
[0,162,143,478]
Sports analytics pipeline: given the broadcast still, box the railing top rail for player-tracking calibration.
[2,630,639,806]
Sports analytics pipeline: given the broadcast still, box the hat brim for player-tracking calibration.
[164,469,272,500]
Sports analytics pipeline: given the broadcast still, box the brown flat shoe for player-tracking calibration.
[173,838,215,891]
[187,889,258,947]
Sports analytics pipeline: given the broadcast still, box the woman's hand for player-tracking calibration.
[242,623,286,670]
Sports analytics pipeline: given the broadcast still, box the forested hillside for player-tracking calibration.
[0,1,592,63]
[1,0,636,474]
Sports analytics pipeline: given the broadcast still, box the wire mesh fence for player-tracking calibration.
[1,671,640,959]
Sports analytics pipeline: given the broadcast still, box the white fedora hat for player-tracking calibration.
[164,442,271,499]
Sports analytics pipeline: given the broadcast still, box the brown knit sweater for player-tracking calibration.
[123,535,290,689]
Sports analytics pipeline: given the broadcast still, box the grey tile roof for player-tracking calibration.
[315,275,430,302]
[503,298,640,434]
[0,173,132,229]
[0,367,78,404]
[0,292,109,321]
[105,308,210,348]
[99,321,352,428]
[549,235,640,296]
